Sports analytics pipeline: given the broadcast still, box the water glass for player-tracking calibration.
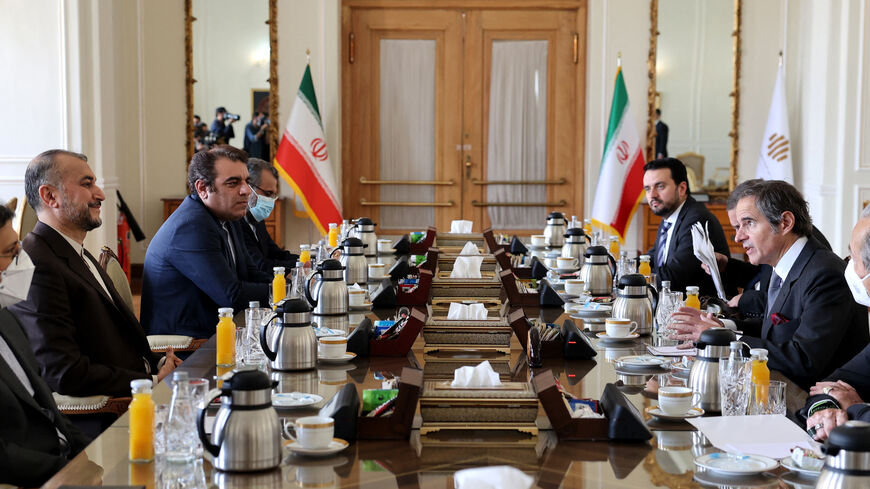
[234,326,246,364]
[749,380,787,415]
[153,404,169,456]
[719,358,751,416]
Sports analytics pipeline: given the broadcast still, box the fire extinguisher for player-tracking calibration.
[117,212,131,281]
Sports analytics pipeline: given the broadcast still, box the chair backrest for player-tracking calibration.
[98,246,134,312]
[676,152,705,190]
[14,199,38,239]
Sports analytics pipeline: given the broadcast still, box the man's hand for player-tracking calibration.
[810,380,864,410]
[728,293,742,308]
[668,306,724,342]
[157,347,182,382]
[807,408,848,441]
[701,252,729,276]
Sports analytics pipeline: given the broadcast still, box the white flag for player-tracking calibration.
[755,65,793,183]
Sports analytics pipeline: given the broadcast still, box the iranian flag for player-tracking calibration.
[590,67,645,241]
[274,65,342,234]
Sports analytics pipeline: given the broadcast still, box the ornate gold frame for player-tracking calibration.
[184,0,279,163]
[646,0,741,191]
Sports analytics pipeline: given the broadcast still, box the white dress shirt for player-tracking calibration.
[660,199,687,264]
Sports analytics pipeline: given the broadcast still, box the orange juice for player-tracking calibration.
[750,348,770,409]
[272,267,286,305]
[216,308,235,367]
[685,286,700,309]
[638,255,651,279]
[608,237,620,257]
[328,223,339,248]
[300,245,311,263]
[129,461,154,489]
[128,379,154,462]
[216,365,233,388]
[583,219,592,234]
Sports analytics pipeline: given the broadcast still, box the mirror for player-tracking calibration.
[185,0,278,163]
[646,0,741,193]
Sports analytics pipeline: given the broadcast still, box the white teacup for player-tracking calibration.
[564,279,585,296]
[556,256,579,270]
[377,239,393,253]
[605,318,638,338]
[348,288,366,307]
[531,235,546,246]
[284,415,334,449]
[318,335,347,359]
[368,263,386,279]
[658,386,696,415]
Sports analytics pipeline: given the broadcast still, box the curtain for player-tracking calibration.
[379,39,436,229]
[486,40,548,229]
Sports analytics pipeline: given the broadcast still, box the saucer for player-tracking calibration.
[615,355,671,369]
[694,452,779,476]
[317,352,357,364]
[284,438,349,457]
[780,456,821,477]
[644,405,704,422]
[272,392,324,408]
[596,332,639,342]
[368,275,391,281]
[348,302,373,311]
[555,268,579,274]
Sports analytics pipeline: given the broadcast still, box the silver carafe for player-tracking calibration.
[612,274,658,335]
[543,212,567,248]
[817,421,870,489]
[335,237,368,285]
[305,258,348,315]
[688,328,736,413]
[578,246,617,296]
[561,227,589,266]
[350,217,378,261]
[259,298,317,371]
[197,370,282,472]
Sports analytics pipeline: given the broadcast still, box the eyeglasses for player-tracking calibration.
[249,183,277,199]
[0,241,22,260]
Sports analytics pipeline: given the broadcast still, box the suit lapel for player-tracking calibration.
[668,197,694,259]
[762,239,817,337]
[0,316,51,413]
[34,223,116,306]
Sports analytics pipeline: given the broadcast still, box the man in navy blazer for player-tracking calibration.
[142,146,270,338]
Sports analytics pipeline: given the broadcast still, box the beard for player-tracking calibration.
[61,194,102,232]
[649,196,680,217]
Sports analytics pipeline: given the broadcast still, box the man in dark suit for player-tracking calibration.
[235,157,298,273]
[142,145,270,338]
[671,180,869,389]
[243,113,270,161]
[10,150,180,397]
[655,109,668,158]
[643,158,731,296]
[0,204,92,487]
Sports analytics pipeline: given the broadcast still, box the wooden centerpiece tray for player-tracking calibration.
[419,380,539,435]
[431,270,503,299]
[437,253,498,272]
[435,232,485,249]
[422,313,511,354]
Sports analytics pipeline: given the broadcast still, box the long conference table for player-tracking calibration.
[43,307,808,489]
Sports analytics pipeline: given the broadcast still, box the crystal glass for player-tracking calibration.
[164,373,198,463]
[153,403,169,456]
[719,358,752,416]
[749,380,787,415]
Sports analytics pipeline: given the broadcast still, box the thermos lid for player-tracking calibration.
[225,369,272,391]
[697,327,736,347]
[564,227,587,237]
[356,217,374,226]
[318,258,345,271]
[276,297,311,315]
[618,273,648,287]
[341,237,365,248]
[827,421,870,452]
[547,211,565,220]
[584,245,609,257]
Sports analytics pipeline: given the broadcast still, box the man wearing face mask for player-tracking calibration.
[235,158,298,273]
[0,203,92,487]
[803,205,870,440]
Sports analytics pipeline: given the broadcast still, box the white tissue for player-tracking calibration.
[450,241,484,278]
[451,361,501,387]
[447,302,488,320]
[454,466,533,489]
[450,220,473,234]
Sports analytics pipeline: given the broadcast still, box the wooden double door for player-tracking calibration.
[342,2,586,233]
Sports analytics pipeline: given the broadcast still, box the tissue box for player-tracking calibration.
[422,352,511,381]
[436,233,485,250]
[423,317,511,351]
[432,271,502,298]
[437,253,497,272]
[420,381,538,424]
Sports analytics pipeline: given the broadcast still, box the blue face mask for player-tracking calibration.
[248,187,277,222]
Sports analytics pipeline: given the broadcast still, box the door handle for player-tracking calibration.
[465,155,473,179]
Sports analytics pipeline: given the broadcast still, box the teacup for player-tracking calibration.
[318,335,347,359]
[531,235,546,247]
[377,239,393,253]
[348,288,367,307]
[284,415,334,449]
[368,263,386,279]
[658,386,695,415]
[605,318,637,338]
[564,279,585,296]
[556,256,579,270]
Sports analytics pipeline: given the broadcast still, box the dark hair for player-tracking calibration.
[655,108,662,116]
[741,180,813,237]
[193,114,200,120]
[247,157,278,188]
[25,149,88,211]
[188,145,249,194]
[0,203,14,228]
[726,179,764,210]
[215,106,226,115]
[643,157,690,194]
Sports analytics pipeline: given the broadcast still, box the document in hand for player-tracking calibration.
[691,221,726,299]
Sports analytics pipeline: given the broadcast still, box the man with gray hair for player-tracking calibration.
[671,180,868,389]
[234,157,298,273]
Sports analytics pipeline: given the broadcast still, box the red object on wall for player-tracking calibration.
[117,212,131,280]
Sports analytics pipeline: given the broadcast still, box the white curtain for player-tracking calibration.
[379,39,436,229]
[486,40,548,229]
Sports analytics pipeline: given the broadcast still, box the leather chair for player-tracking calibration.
[676,152,705,189]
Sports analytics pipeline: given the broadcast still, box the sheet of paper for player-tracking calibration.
[691,221,726,300]
[687,414,820,459]
[647,344,698,356]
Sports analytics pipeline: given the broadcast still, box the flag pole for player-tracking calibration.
[778,50,783,68]
[306,48,310,64]
[617,51,622,68]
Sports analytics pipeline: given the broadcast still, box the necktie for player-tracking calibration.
[767,272,783,316]
[222,223,237,268]
[656,221,672,268]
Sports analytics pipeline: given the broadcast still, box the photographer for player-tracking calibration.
[210,106,238,145]
[243,112,270,160]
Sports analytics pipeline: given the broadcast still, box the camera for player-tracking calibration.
[225,113,240,121]
[262,118,271,125]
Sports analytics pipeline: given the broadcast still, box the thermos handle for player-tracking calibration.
[607,254,617,278]
[820,444,840,457]
[330,247,341,259]
[197,388,223,457]
[305,270,322,306]
[259,314,280,361]
[647,283,659,315]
